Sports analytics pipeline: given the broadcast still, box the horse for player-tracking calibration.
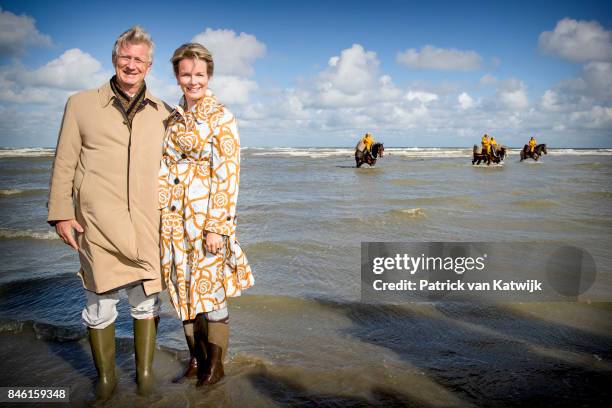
[472,145,506,165]
[355,142,384,168]
[520,143,547,162]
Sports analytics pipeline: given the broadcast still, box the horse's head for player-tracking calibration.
[372,142,384,158]
[540,144,547,155]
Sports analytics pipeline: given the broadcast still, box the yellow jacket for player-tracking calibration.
[481,135,490,153]
[528,138,537,152]
[362,134,374,151]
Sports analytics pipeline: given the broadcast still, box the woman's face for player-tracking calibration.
[177,58,209,106]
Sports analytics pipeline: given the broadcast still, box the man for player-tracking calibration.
[528,136,537,153]
[47,26,170,399]
[481,134,491,155]
[363,132,374,155]
[490,136,498,158]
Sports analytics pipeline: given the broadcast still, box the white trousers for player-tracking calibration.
[82,283,160,329]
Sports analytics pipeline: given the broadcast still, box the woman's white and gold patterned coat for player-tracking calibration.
[159,90,254,321]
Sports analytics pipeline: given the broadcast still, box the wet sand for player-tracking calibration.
[1,300,611,407]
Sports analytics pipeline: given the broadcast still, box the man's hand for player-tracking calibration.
[205,232,224,255]
[55,219,84,250]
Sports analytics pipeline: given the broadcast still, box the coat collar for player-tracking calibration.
[171,89,221,119]
[98,80,161,109]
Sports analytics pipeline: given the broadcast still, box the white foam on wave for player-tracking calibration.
[0,148,55,158]
[251,148,354,158]
[0,228,58,240]
[0,189,24,196]
[387,148,473,158]
[248,147,612,159]
[548,149,612,156]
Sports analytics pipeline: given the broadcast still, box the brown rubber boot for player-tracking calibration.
[88,324,117,400]
[134,318,157,395]
[172,320,198,383]
[196,321,229,386]
[194,314,209,385]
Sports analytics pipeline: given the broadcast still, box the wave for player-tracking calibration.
[549,149,612,156]
[0,188,47,197]
[251,148,355,158]
[472,163,505,168]
[385,196,473,206]
[0,227,58,240]
[0,148,55,158]
[0,189,24,196]
[388,208,427,218]
[511,199,558,209]
[246,147,612,158]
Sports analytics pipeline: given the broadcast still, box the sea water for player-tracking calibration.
[0,147,611,406]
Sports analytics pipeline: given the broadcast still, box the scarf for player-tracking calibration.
[109,75,147,130]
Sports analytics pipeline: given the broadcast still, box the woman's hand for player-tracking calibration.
[205,232,224,255]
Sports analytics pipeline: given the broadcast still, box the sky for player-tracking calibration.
[0,0,611,148]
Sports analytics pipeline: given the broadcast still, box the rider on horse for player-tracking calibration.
[490,136,499,158]
[362,132,374,156]
[528,136,537,153]
[481,134,491,156]
[355,132,383,167]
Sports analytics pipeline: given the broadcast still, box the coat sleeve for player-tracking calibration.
[47,97,82,222]
[204,110,240,237]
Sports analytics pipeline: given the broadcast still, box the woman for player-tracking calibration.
[159,43,254,386]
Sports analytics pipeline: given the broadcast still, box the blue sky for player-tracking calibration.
[1,0,611,147]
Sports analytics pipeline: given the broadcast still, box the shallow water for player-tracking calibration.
[0,147,611,406]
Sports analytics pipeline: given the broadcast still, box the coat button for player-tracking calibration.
[181,153,187,159]
[174,178,179,184]
[171,205,176,211]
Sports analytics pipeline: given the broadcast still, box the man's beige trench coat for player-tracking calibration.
[48,82,171,296]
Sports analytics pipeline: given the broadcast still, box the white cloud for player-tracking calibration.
[582,61,612,99]
[497,79,529,110]
[458,92,474,109]
[22,49,108,90]
[211,75,258,105]
[406,91,438,103]
[192,28,266,76]
[0,49,109,106]
[540,89,560,112]
[319,44,379,96]
[0,7,51,56]
[569,105,612,129]
[539,18,612,62]
[396,45,482,71]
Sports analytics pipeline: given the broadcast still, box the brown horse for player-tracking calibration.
[520,144,547,161]
[355,142,384,168]
[472,145,506,165]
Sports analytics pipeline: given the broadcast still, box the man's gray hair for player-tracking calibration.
[112,25,154,63]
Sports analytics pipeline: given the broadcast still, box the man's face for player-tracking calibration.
[113,43,151,91]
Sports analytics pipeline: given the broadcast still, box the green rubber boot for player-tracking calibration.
[88,324,117,400]
[134,318,157,395]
